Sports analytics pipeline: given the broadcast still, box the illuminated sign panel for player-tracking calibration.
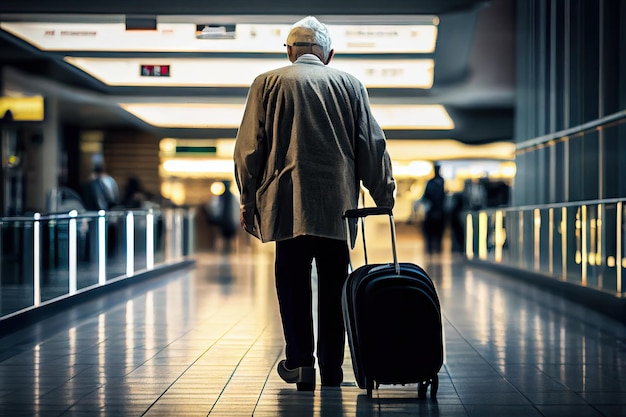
[66,57,434,88]
[1,21,437,54]
[0,96,44,121]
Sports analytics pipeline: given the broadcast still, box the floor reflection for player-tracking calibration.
[0,231,624,417]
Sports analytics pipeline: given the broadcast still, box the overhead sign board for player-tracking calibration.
[67,57,434,88]
[1,21,437,54]
[0,96,44,122]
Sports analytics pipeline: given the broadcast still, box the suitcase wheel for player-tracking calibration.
[366,379,374,397]
[417,375,439,400]
[430,375,439,399]
[365,379,380,397]
[417,381,427,399]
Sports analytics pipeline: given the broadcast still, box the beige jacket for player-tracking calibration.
[234,54,395,242]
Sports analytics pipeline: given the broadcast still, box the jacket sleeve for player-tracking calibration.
[233,78,267,238]
[354,83,396,209]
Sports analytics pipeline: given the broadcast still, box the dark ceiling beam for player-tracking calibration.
[434,8,479,86]
[0,0,488,16]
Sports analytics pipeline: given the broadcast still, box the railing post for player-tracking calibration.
[98,210,106,285]
[185,209,196,256]
[126,211,134,277]
[478,212,488,260]
[517,210,525,267]
[33,213,41,306]
[533,208,541,271]
[561,207,567,280]
[495,210,504,263]
[187,208,195,257]
[164,209,172,262]
[548,208,554,274]
[617,202,622,294]
[146,209,154,270]
[69,210,78,294]
[465,213,473,260]
[175,209,183,259]
[581,205,587,286]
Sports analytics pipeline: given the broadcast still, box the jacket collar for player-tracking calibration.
[294,54,325,66]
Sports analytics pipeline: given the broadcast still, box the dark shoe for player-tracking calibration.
[321,368,343,387]
[277,360,316,391]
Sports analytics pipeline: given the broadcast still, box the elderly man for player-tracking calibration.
[234,16,395,391]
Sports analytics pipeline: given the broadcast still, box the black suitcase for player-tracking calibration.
[342,207,444,398]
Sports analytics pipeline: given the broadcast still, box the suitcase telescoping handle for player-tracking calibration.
[343,207,400,275]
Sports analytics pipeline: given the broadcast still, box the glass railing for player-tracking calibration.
[0,207,195,319]
[465,199,625,295]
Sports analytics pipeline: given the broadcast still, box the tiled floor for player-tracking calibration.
[0,230,625,417]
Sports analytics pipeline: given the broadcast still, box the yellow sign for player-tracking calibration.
[0,96,44,121]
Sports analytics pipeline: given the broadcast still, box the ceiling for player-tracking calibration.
[0,0,515,145]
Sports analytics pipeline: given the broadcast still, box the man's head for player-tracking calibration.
[286,16,334,64]
[433,163,441,177]
[92,153,104,174]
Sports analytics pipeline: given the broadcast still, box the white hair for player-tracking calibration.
[289,16,332,62]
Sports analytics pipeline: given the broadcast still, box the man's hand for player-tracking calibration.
[240,205,250,233]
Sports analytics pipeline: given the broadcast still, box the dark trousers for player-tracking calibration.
[275,236,349,374]
[424,216,445,254]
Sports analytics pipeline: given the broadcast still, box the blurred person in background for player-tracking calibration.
[215,180,239,253]
[83,154,120,211]
[82,154,121,257]
[422,163,445,255]
[121,176,154,209]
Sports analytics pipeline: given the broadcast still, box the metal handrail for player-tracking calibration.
[473,197,626,214]
[0,208,167,223]
[515,109,626,151]
[0,207,195,320]
[465,198,624,296]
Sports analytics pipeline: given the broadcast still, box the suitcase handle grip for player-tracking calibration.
[343,207,392,219]
[343,207,400,275]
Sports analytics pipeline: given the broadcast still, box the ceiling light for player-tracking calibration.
[119,103,454,130]
[161,159,234,176]
[120,103,244,128]
[392,160,433,177]
[373,104,454,130]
